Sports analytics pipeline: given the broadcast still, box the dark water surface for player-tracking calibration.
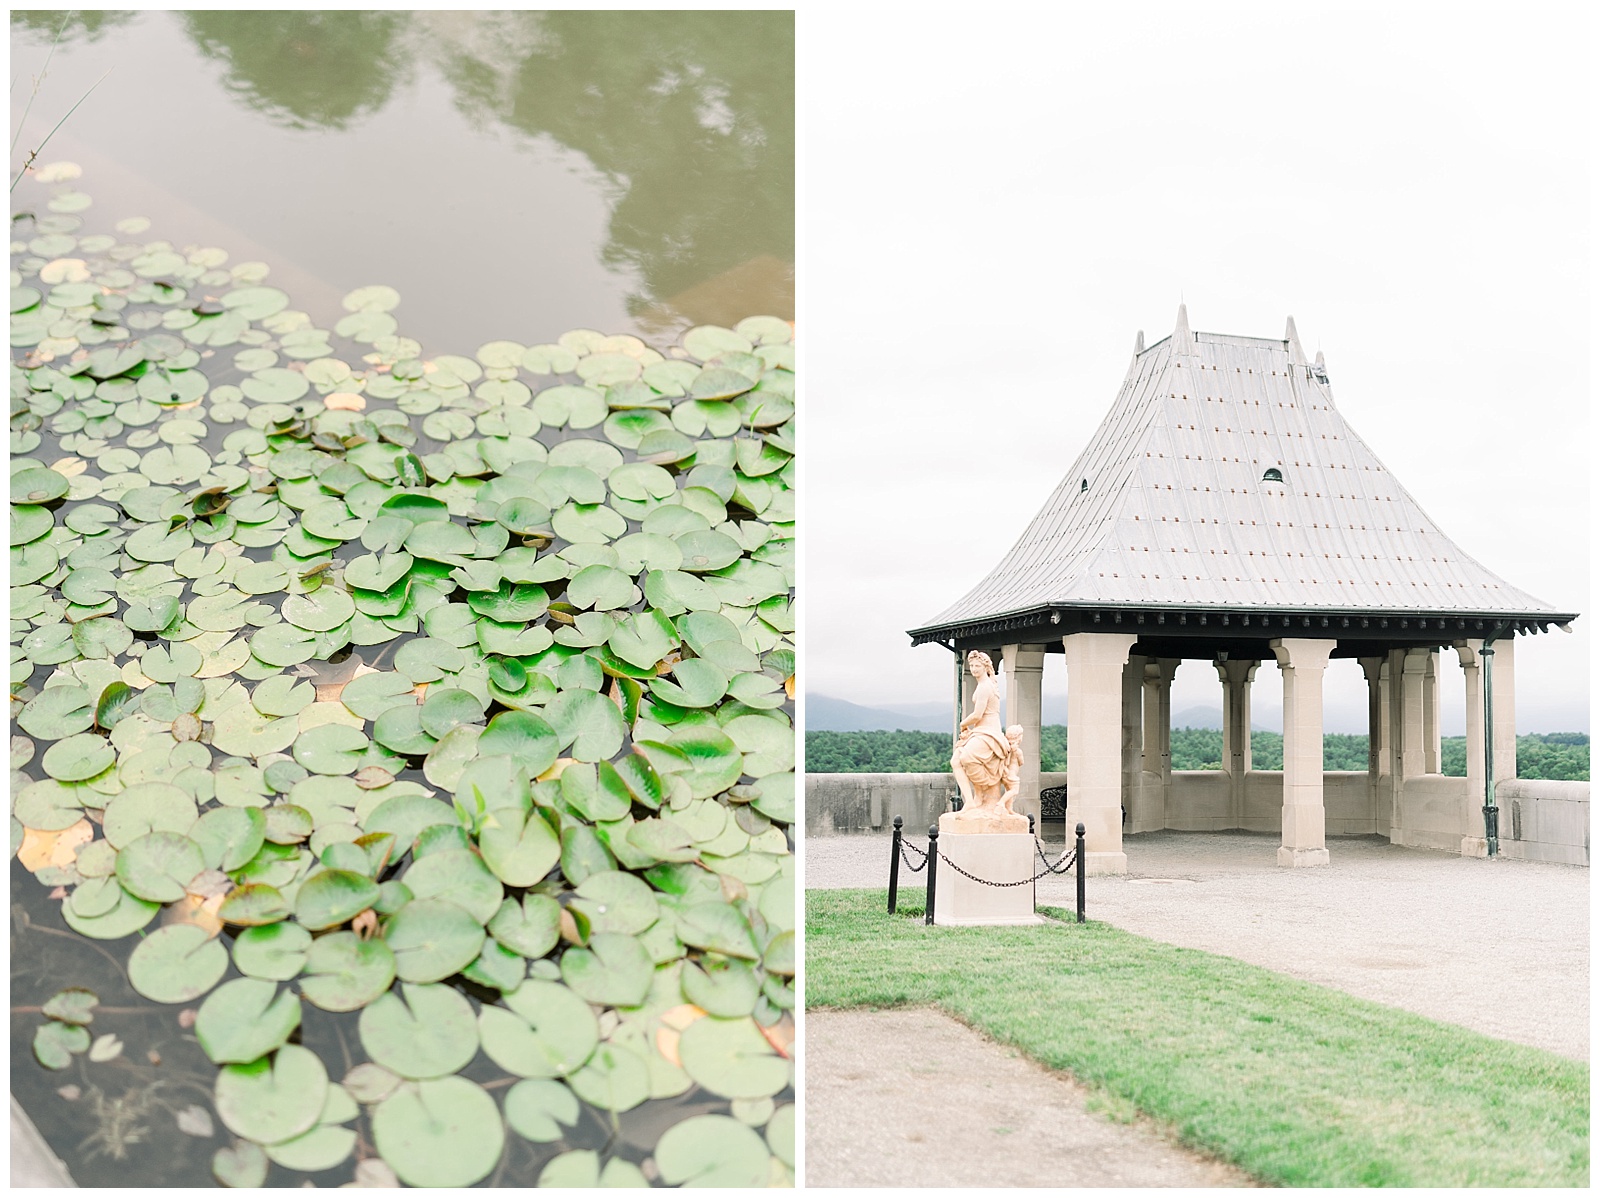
[11,9,794,355]
[11,9,794,1186]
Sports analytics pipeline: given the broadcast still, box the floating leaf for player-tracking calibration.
[128,924,229,1004]
[655,1114,772,1186]
[195,978,301,1064]
[678,1016,789,1099]
[478,979,598,1078]
[34,1021,91,1069]
[42,987,98,1025]
[214,1043,327,1144]
[359,983,479,1080]
[372,1076,504,1188]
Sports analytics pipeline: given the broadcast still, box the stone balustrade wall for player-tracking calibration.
[804,771,1589,866]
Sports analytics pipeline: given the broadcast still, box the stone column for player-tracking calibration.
[1154,659,1178,830]
[1384,648,1406,837]
[1000,643,1046,825]
[1489,636,1517,786]
[1400,649,1430,781]
[1270,638,1334,867]
[1063,632,1138,874]
[1217,658,1257,829]
[1454,642,1487,857]
[1120,655,1146,835]
[1358,657,1383,834]
[1423,650,1441,774]
[1134,660,1162,832]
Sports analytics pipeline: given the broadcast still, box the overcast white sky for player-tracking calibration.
[803,3,1592,735]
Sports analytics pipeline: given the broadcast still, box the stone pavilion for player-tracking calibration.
[908,307,1578,873]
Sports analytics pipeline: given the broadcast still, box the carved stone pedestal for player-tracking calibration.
[931,831,1043,927]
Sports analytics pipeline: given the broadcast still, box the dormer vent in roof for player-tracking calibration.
[1262,467,1285,485]
[1311,350,1329,384]
[1285,315,1307,367]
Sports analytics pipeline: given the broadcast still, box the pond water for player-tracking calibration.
[11,10,794,352]
[11,9,794,1189]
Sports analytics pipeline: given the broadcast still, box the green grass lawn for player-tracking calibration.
[806,890,1589,1187]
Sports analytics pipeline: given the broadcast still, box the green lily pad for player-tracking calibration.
[572,870,659,935]
[568,1041,652,1113]
[358,983,479,1079]
[233,921,312,981]
[61,883,159,939]
[42,987,98,1024]
[476,710,559,774]
[478,979,599,1079]
[655,1113,772,1186]
[219,883,292,927]
[211,1141,269,1188]
[487,894,561,960]
[678,1016,789,1099]
[478,806,561,888]
[299,930,397,1012]
[195,978,302,1064]
[214,1043,327,1145]
[560,931,654,1008]
[191,806,267,873]
[128,923,229,1004]
[40,732,114,782]
[504,1078,579,1143]
[383,897,486,983]
[295,868,380,930]
[34,1021,91,1069]
[401,848,502,924]
[371,1076,504,1188]
[114,830,204,902]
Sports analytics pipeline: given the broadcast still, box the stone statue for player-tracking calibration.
[947,650,1029,832]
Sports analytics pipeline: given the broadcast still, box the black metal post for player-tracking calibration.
[888,815,903,913]
[1075,821,1086,923]
[924,825,939,926]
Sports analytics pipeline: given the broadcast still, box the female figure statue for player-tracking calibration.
[951,650,1014,811]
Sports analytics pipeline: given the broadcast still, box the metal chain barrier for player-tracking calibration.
[889,816,1089,924]
[932,836,1076,887]
[897,837,929,874]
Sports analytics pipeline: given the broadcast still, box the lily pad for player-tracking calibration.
[128,923,229,1004]
[358,983,479,1079]
[195,977,302,1064]
[299,931,397,1012]
[655,1113,772,1186]
[383,897,486,983]
[214,1043,327,1145]
[677,1016,789,1099]
[371,1076,504,1188]
[478,979,599,1078]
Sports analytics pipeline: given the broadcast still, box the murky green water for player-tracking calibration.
[11,10,794,351]
[11,9,794,1187]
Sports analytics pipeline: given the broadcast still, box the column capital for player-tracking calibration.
[1215,657,1260,685]
[1271,638,1334,670]
[1452,639,1482,669]
[1401,645,1431,673]
[1002,643,1048,671]
[1061,631,1138,665]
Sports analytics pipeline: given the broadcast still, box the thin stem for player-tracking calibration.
[10,10,74,153]
[11,66,112,193]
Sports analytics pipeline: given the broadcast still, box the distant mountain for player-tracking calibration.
[805,695,952,732]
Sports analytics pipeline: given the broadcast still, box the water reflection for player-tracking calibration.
[182,11,413,131]
[11,10,794,340]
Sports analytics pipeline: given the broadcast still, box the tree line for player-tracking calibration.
[805,728,1589,781]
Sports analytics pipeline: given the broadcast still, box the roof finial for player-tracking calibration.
[1285,315,1307,366]
[1173,303,1192,349]
[1133,329,1144,354]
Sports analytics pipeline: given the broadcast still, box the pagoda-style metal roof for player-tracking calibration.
[911,307,1577,648]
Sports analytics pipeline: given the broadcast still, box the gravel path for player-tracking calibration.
[804,1008,1256,1189]
[806,830,1590,1061]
